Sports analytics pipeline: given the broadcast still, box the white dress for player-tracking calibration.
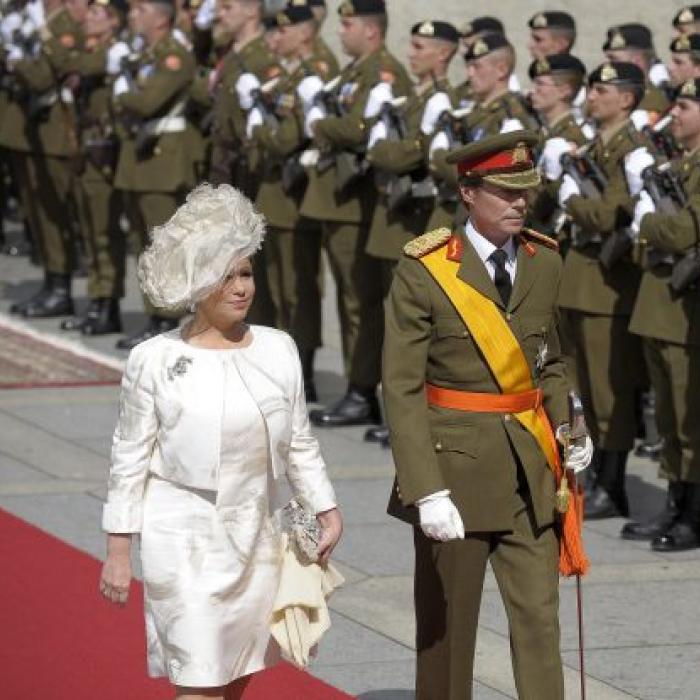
[102,327,336,687]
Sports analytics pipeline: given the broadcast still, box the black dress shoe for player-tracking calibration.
[309,388,381,427]
[364,425,389,443]
[10,277,51,314]
[82,298,122,336]
[60,299,101,331]
[634,439,663,461]
[585,486,629,520]
[116,316,178,351]
[651,521,700,552]
[621,481,684,541]
[23,274,73,318]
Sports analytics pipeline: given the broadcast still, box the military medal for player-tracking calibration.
[167,356,193,381]
[535,339,548,377]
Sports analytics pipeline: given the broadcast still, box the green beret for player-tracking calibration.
[411,20,460,44]
[528,54,586,80]
[673,6,700,28]
[588,61,645,87]
[528,11,575,32]
[464,32,511,61]
[670,33,700,53]
[676,78,700,101]
[603,23,653,52]
[338,0,385,17]
[460,17,504,38]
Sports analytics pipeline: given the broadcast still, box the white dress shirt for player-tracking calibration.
[465,220,518,284]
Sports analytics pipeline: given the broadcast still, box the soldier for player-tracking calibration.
[527,10,576,60]
[673,5,700,36]
[249,2,338,401]
[383,130,591,700]
[59,0,129,335]
[307,0,338,76]
[111,0,204,349]
[622,78,700,551]
[1,0,84,318]
[557,62,650,519]
[668,33,700,87]
[299,0,412,428]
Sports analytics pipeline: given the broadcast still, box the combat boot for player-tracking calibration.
[310,385,381,427]
[621,481,685,541]
[585,450,629,519]
[23,273,74,318]
[9,273,51,314]
[115,315,178,351]
[60,299,100,331]
[651,484,700,552]
[82,298,122,336]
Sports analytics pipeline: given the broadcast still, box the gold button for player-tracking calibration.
[461,330,469,338]
[506,313,512,321]
[504,414,512,422]
[435,441,443,452]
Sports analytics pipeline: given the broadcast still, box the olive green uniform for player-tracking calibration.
[629,149,700,484]
[113,32,203,318]
[299,46,412,389]
[558,121,647,451]
[384,228,569,700]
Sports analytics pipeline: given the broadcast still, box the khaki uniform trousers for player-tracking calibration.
[323,220,384,390]
[564,311,646,451]
[75,164,125,299]
[414,496,563,700]
[122,190,182,319]
[643,338,700,484]
[11,151,76,275]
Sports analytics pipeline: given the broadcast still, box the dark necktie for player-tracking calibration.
[489,249,512,307]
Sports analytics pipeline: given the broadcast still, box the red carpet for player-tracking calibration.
[0,509,353,700]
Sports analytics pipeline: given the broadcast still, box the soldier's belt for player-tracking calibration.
[140,116,186,137]
[425,383,543,413]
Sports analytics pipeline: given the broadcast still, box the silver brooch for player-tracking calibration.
[535,339,548,377]
[167,355,193,381]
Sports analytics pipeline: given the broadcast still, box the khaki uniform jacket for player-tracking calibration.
[113,34,203,193]
[300,46,412,225]
[629,148,700,346]
[558,120,646,315]
[0,7,82,157]
[383,228,570,532]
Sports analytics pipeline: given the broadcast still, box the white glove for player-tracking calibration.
[246,106,264,138]
[558,173,581,207]
[429,130,450,158]
[296,75,324,110]
[508,74,522,93]
[304,104,325,138]
[417,491,465,542]
[367,120,387,149]
[299,148,320,167]
[106,41,130,76]
[624,147,655,197]
[112,75,130,97]
[1,13,22,44]
[24,0,45,30]
[235,72,261,110]
[420,91,451,136]
[5,44,23,62]
[632,189,656,232]
[363,81,394,119]
[194,0,216,31]
[649,62,671,88]
[630,109,650,131]
[501,117,524,133]
[540,137,573,181]
[555,425,593,474]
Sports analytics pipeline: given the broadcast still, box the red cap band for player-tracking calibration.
[457,146,534,177]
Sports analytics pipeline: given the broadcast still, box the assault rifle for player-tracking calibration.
[642,162,687,215]
[642,114,683,161]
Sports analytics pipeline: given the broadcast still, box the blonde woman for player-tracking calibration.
[99,184,342,700]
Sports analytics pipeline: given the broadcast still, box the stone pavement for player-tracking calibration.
[1,248,699,700]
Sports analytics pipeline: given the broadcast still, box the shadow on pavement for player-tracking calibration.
[357,692,415,700]
[626,473,665,519]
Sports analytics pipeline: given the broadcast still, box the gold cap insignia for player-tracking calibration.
[679,8,694,23]
[681,79,697,96]
[472,39,488,57]
[512,145,529,164]
[276,11,291,25]
[676,35,692,51]
[609,31,626,50]
[339,2,355,17]
[418,21,435,36]
[95,0,110,5]
[291,0,307,5]
[532,13,548,29]
[600,64,618,82]
[535,58,550,75]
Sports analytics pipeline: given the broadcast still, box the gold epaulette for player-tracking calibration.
[404,228,452,258]
[520,227,559,252]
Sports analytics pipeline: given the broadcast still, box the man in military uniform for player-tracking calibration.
[299,0,412,427]
[0,0,84,318]
[307,0,338,76]
[673,6,700,36]
[621,78,700,552]
[112,0,204,349]
[383,130,592,700]
[668,33,700,87]
[557,62,649,518]
[248,2,338,401]
[527,10,576,60]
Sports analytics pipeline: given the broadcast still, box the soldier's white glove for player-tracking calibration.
[420,91,451,135]
[556,425,593,474]
[1,13,22,44]
[500,117,524,133]
[540,137,573,181]
[417,490,465,542]
[630,109,650,132]
[194,0,216,31]
[624,147,655,197]
[304,104,325,137]
[106,41,130,76]
[246,106,264,138]
[429,130,450,158]
[508,73,522,93]
[235,72,261,110]
[112,75,130,97]
[5,44,23,63]
[363,81,393,119]
[367,120,387,148]
[25,0,44,30]
[632,190,656,232]
[296,75,324,110]
[649,62,671,88]
[558,173,580,207]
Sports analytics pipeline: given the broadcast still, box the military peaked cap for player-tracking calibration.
[588,61,645,87]
[528,11,575,32]
[528,54,586,80]
[411,20,460,43]
[464,32,511,61]
[338,0,385,17]
[670,33,700,53]
[603,23,653,51]
[460,17,504,38]
[673,6,700,28]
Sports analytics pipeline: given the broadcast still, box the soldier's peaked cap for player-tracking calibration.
[528,53,586,80]
[528,11,575,31]
[460,17,504,38]
[338,0,385,17]
[412,20,460,43]
[670,33,700,53]
[603,23,653,51]
[588,61,645,87]
[464,32,511,61]
[446,131,541,190]
[673,6,700,27]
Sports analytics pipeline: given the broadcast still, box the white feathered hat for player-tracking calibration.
[138,183,266,311]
